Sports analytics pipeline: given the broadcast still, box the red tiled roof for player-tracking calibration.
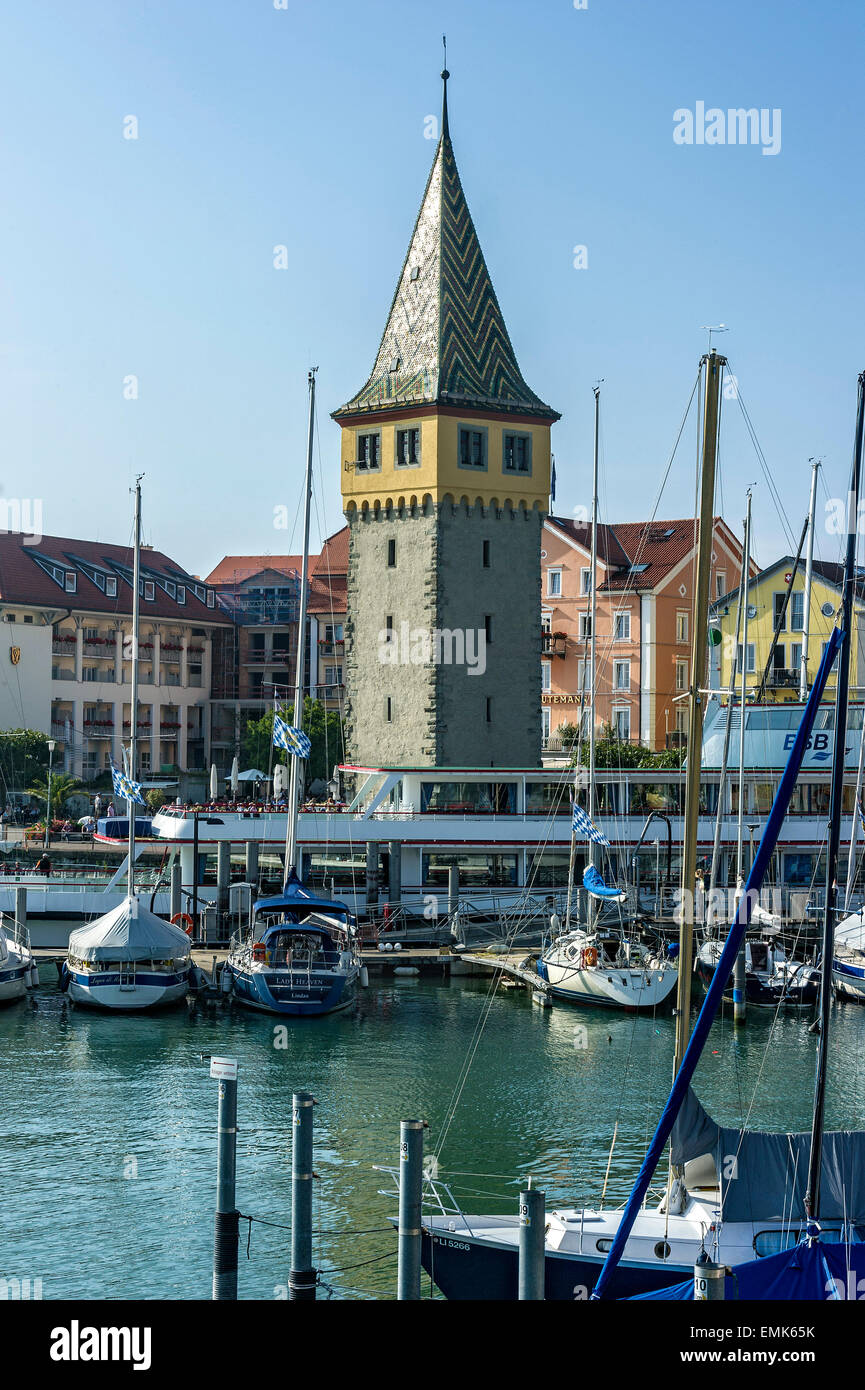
[547,516,631,568]
[548,515,740,593]
[311,527,349,576]
[0,531,230,623]
[601,518,701,591]
[206,554,303,587]
[308,573,347,616]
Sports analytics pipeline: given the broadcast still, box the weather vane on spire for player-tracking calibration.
[441,34,450,137]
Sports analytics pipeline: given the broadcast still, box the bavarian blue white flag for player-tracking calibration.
[572,802,609,847]
[273,714,311,759]
[111,762,146,807]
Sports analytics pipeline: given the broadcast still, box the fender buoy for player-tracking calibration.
[171,912,194,936]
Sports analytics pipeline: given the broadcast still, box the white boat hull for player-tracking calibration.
[67,974,191,1010]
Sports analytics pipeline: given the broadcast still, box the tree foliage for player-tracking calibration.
[26,772,82,820]
[240,699,344,789]
[571,722,686,770]
[0,729,52,799]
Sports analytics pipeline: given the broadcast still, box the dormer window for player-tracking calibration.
[165,581,176,598]
[143,581,155,601]
[65,571,76,593]
[206,590,215,609]
[106,577,117,597]
[177,585,186,605]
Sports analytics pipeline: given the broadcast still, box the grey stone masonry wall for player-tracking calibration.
[344,504,439,767]
[344,500,543,768]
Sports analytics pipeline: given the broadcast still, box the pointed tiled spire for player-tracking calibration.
[334,72,559,423]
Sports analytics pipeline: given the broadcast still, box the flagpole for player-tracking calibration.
[128,475,143,900]
[284,368,316,887]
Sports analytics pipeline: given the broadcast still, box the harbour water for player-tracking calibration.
[3,953,865,1300]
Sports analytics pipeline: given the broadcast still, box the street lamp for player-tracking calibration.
[44,739,56,850]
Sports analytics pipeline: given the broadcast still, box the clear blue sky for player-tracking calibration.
[1,0,863,578]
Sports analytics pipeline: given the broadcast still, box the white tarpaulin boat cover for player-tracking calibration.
[68,896,192,963]
[671,1086,865,1224]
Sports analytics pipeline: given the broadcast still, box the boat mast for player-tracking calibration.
[707,506,749,922]
[805,370,865,1225]
[800,459,820,701]
[735,491,752,882]
[284,368,317,886]
[128,475,143,899]
[586,385,600,925]
[843,707,865,914]
[673,350,725,1076]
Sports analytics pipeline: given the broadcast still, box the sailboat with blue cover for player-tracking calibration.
[223,372,362,1017]
[537,386,677,1012]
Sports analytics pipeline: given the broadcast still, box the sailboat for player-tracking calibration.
[589,366,865,1302]
[0,917,37,1003]
[417,354,865,1300]
[537,385,678,1011]
[223,371,362,1017]
[61,479,194,1010]
[697,485,819,1009]
[830,666,865,1000]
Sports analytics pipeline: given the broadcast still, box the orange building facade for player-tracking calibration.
[541,515,745,752]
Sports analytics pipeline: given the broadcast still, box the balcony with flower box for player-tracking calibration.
[83,717,115,740]
[83,636,114,657]
[52,634,77,656]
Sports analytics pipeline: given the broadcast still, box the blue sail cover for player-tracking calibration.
[671,1087,865,1224]
[582,864,626,900]
[627,1240,865,1300]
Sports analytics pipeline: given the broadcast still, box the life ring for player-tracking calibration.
[171,912,194,936]
[582,946,598,968]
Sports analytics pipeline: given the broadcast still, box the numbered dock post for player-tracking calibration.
[694,1251,726,1299]
[733,945,747,1025]
[518,1187,545,1299]
[397,1120,424,1300]
[211,1057,239,1300]
[289,1092,316,1300]
[170,860,182,920]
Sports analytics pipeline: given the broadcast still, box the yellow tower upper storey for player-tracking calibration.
[332,71,559,512]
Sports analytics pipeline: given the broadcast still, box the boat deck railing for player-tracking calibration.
[0,913,31,952]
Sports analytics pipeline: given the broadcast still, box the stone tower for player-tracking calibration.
[333,72,560,768]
